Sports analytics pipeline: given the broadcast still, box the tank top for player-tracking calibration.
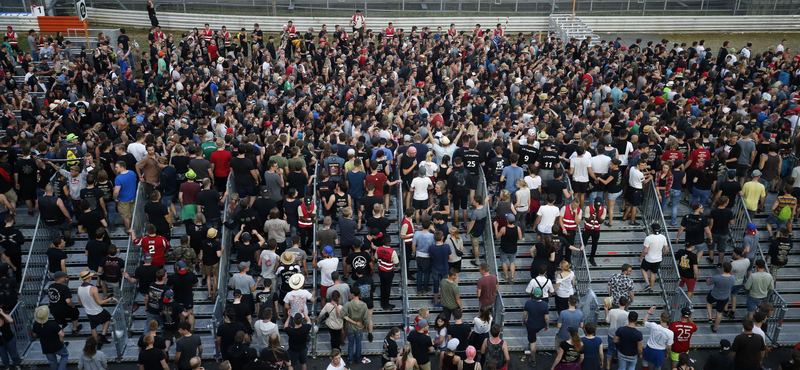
[500,225,518,254]
[40,195,67,226]
[485,339,506,368]
[442,354,458,370]
[462,361,477,370]
[333,193,348,219]
[761,153,780,180]
[78,283,103,316]
[495,201,513,218]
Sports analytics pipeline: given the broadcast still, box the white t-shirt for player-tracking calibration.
[619,142,634,166]
[525,276,554,298]
[607,308,628,336]
[283,289,313,316]
[327,360,347,370]
[411,177,433,200]
[751,325,767,344]
[127,142,147,161]
[555,271,575,298]
[318,258,340,286]
[645,321,674,350]
[791,166,800,188]
[643,234,667,263]
[260,249,278,278]
[591,154,612,175]
[570,155,593,183]
[629,167,645,189]
[536,205,560,233]
[525,175,541,191]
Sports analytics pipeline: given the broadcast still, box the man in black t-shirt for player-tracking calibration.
[709,196,734,266]
[230,150,259,197]
[145,269,169,332]
[77,199,107,240]
[161,290,188,349]
[676,203,712,263]
[196,179,222,229]
[344,241,372,282]
[448,309,471,358]
[230,289,253,334]
[285,313,311,368]
[715,171,742,208]
[145,191,172,239]
[32,306,68,365]
[98,244,124,298]
[79,174,105,212]
[675,244,699,298]
[85,228,110,272]
[46,238,68,276]
[168,261,198,328]
[47,271,82,333]
[408,319,434,367]
[14,146,40,215]
[199,228,222,299]
[0,215,25,282]
[217,308,248,361]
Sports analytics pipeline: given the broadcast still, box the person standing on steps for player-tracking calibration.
[467,196,490,267]
[495,213,521,284]
[408,319,434,370]
[430,231,452,309]
[622,159,651,226]
[604,296,629,370]
[39,184,73,246]
[606,264,635,316]
[613,311,643,370]
[440,269,462,320]
[730,318,766,370]
[706,261,735,333]
[76,269,118,348]
[33,305,69,370]
[639,223,668,293]
[400,207,416,279]
[374,237,399,311]
[725,247,750,319]
[583,198,606,267]
[675,243,699,298]
[343,285,370,366]
[47,270,82,335]
[0,215,24,283]
[476,262,498,313]
[521,287,549,367]
[708,196,734,266]
[114,161,138,231]
[559,198,582,252]
[641,307,674,370]
[744,259,773,319]
[676,203,713,264]
[668,307,696,369]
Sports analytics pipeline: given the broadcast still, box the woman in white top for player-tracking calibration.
[410,167,434,224]
[514,178,531,233]
[553,261,576,314]
[77,337,108,370]
[431,314,449,351]
[471,306,493,362]
[317,290,345,352]
[420,151,439,179]
[446,227,464,272]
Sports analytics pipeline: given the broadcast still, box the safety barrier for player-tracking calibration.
[211,172,234,358]
[119,182,148,328]
[731,194,786,345]
[18,173,59,310]
[110,300,127,360]
[478,168,505,325]
[668,288,693,324]
[310,163,319,357]
[562,175,594,297]
[8,302,32,357]
[397,178,410,340]
[640,181,680,314]
[579,289,600,326]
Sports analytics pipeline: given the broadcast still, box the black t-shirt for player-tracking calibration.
[731,333,766,370]
[46,247,67,273]
[718,181,742,205]
[231,157,256,187]
[32,321,64,354]
[361,195,382,216]
[145,201,171,233]
[78,210,106,237]
[545,179,567,204]
[135,264,161,294]
[345,251,372,280]
[188,224,209,254]
[161,301,185,331]
[80,187,105,211]
[168,272,198,303]
[448,322,471,351]
[99,256,124,283]
[200,239,222,266]
[408,330,433,365]
[138,347,167,370]
[285,323,311,351]
[217,321,248,358]
[14,157,38,185]
[400,155,417,181]
[47,283,72,313]
[196,189,221,220]
[681,214,709,245]
[252,198,277,224]
[85,239,110,271]
[146,282,168,315]
[175,334,203,370]
[137,333,167,351]
[236,241,261,265]
[709,208,733,234]
[256,290,276,316]
[382,337,398,365]
[606,169,624,193]
[675,249,698,279]
[366,216,391,234]
[231,302,253,333]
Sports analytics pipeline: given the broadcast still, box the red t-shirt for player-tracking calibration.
[366,173,388,197]
[668,321,697,353]
[661,150,684,163]
[136,235,171,266]
[210,150,232,178]
[179,181,202,204]
[689,148,710,170]
[208,45,218,60]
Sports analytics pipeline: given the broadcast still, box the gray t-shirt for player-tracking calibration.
[317,228,338,249]
[188,158,212,180]
[175,334,202,370]
[557,308,585,340]
[263,171,284,202]
[471,206,489,221]
[709,274,736,300]
[286,247,308,269]
[326,283,350,305]
[731,258,751,285]
[737,139,756,166]
[230,273,256,294]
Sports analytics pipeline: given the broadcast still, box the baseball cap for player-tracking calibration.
[447,338,460,351]
[261,186,271,196]
[681,307,692,317]
[233,289,242,297]
[241,232,251,241]
[66,133,78,141]
[506,213,516,223]
[532,287,543,298]
[238,261,251,270]
[163,290,174,302]
[727,169,736,179]
[53,271,68,280]
[747,222,757,231]
[720,339,731,351]
[176,261,187,273]
[417,319,429,329]
[323,245,334,256]
[143,253,153,262]
[752,169,762,177]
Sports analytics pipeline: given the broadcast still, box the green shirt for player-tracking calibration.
[287,157,306,173]
[441,278,460,309]
[342,299,369,331]
[744,271,774,299]
[270,155,289,174]
[201,142,217,160]
[157,58,167,76]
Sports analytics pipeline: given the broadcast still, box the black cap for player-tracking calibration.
[719,339,731,351]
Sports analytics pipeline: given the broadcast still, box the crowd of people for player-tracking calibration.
[0,4,800,370]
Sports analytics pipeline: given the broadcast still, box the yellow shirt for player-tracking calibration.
[742,181,765,211]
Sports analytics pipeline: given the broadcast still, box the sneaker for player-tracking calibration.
[368,333,374,342]
[470,260,479,267]
[382,304,396,310]
[629,222,641,227]
[362,357,372,364]
[73,324,83,335]
[589,258,597,267]
[132,304,139,313]
[100,334,111,344]
[643,286,653,293]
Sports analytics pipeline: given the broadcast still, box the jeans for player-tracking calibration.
[432,269,446,294]
[45,346,69,370]
[0,336,21,367]
[205,217,222,230]
[661,189,682,224]
[691,188,711,208]
[588,191,604,205]
[145,313,163,333]
[416,256,432,292]
[106,200,117,231]
[617,352,638,370]
[347,329,363,363]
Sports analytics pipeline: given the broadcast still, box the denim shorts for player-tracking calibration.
[730,284,744,296]
[747,296,766,313]
[693,242,708,252]
[766,214,789,230]
[499,251,517,264]
[607,190,623,201]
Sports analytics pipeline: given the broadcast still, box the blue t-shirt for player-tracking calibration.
[581,336,603,359]
[524,299,549,331]
[502,165,524,192]
[412,231,434,256]
[115,171,137,202]
[346,171,367,197]
[339,218,358,245]
[430,243,451,273]
[556,309,585,340]
[615,326,643,356]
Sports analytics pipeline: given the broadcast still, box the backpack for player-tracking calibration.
[779,205,792,221]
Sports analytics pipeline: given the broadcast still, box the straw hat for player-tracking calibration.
[35,305,50,324]
[281,251,296,265]
[79,269,92,280]
[288,273,305,289]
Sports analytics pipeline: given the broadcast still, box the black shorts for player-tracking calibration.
[177,298,194,310]
[706,294,729,312]
[468,175,479,190]
[736,164,750,177]
[215,176,227,192]
[53,306,81,326]
[18,185,37,201]
[641,260,661,273]
[452,192,469,210]
[87,309,112,329]
[363,299,374,310]
[573,181,589,194]
[631,189,644,206]
[412,199,428,211]
[527,327,541,343]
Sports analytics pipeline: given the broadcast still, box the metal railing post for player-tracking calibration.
[562,175,593,297]
[479,168,504,325]
[211,172,235,357]
[639,181,680,314]
[397,177,410,340]
[119,182,148,328]
[310,163,319,357]
[9,303,33,355]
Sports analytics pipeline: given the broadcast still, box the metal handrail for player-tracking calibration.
[211,172,234,358]
[119,182,147,326]
[668,288,693,324]
[562,174,593,296]
[8,302,32,356]
[641,181,680,314]
[579,289,601,326]
[397,177,409,341]
[479,168,504,325]
[110,299,127,360]
[18,172,59,309]
[310,162,319,357]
